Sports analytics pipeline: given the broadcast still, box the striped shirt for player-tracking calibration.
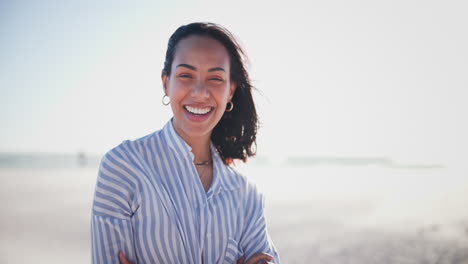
[91,120,280,263]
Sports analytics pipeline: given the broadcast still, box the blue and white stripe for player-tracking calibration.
[91,120,280,263]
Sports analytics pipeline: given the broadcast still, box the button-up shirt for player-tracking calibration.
[91,120,280,263]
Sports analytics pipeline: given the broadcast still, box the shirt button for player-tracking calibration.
[206,233,212,238]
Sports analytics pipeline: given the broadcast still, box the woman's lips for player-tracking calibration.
[183,105,214,122]
[184,105,213,115]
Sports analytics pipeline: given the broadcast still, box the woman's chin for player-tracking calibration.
[173,114,220,141]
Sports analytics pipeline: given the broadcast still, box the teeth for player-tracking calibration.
[185,106,212,115]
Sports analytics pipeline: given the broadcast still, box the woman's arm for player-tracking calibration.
[239,184,281,264]
[91,214,136,263]
[91,152,139,263]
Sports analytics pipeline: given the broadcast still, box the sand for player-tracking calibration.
[1,165,467,263]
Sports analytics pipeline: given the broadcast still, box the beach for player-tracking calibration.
[1,162,467,263]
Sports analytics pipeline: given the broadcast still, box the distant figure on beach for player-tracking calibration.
[90,22,280,263]
[77,152,86,168]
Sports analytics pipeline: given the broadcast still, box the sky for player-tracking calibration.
[1,0,467,166]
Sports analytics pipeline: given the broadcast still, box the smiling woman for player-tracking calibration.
[90,22,280,264]
[162,35,236,154]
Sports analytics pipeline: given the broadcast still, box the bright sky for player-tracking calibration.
[1,0,467,166]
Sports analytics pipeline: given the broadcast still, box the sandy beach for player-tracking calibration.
[1,163,467,263]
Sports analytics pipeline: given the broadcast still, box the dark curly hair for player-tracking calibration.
[162,22,258,165]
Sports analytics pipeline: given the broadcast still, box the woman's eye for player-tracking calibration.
[179,74,192,78]
[210,77,224,82]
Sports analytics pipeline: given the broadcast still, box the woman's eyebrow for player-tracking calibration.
[176,63,196,70]
[208,67,225,72]
[176,64,225,73]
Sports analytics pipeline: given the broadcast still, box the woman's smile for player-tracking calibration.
[184,105,213,115]
[183,104,214,122]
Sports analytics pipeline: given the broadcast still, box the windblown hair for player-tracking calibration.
[162,22,258,164]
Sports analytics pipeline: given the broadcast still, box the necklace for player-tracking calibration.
[195,160,212,166]
[195,160,211,180]
[195,158,212,190]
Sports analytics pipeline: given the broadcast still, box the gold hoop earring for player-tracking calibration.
[162,95,170,106]
[226,101,234,112]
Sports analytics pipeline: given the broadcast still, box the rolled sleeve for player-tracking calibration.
[91,150,139,264]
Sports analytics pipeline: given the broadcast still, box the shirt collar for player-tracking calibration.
[162,119,193,159]
[162,119,241,193]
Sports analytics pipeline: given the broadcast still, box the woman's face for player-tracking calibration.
[162,35,236,142]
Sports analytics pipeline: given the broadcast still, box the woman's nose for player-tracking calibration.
[191,80,209,99]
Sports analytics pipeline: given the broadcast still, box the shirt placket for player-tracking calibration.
[200,186,219,263]
[199,180,218,263]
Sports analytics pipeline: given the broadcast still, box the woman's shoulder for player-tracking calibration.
[100,129,164,167]
[224,167,267,215]
[225,166,263,197]
[112,128,164,152]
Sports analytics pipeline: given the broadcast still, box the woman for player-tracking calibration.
[91,22,280,264]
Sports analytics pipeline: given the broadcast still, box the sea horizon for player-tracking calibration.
[0,151,447,170]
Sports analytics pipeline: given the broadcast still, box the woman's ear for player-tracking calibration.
[229,82,236,101]
[161,73,168,95]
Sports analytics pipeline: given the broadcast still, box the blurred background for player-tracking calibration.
[1,0,467,263]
